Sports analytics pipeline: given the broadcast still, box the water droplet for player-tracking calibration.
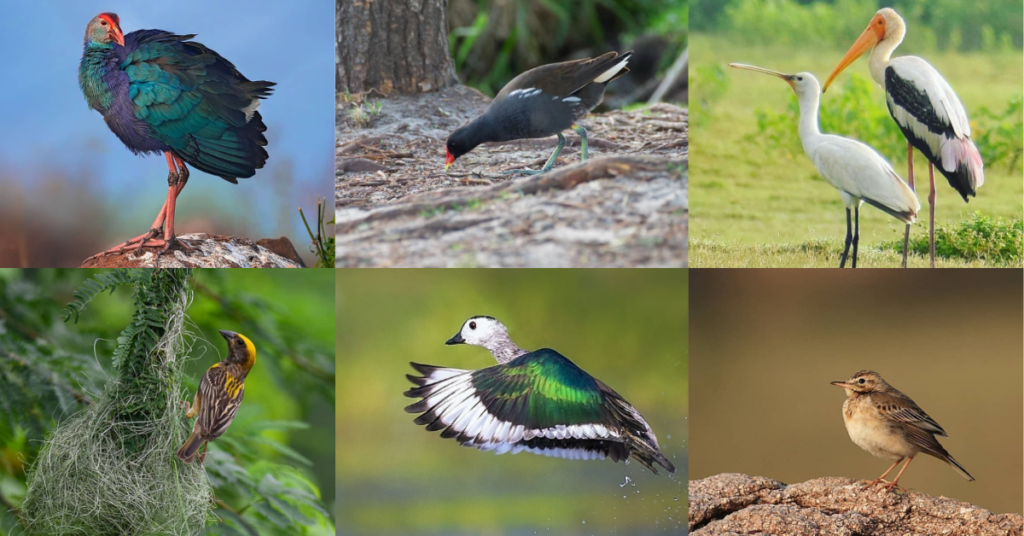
[619,476,633,488]
[581,520,586,525]
[674,496,678,501]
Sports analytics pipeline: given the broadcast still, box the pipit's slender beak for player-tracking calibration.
[830,380,850,388]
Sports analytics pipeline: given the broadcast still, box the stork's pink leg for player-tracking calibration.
[928,163,936,268]
[901,142,914,268]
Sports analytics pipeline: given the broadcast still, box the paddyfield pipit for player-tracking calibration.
[831,370,974,490]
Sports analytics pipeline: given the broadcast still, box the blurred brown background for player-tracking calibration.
[690,270,1023,515]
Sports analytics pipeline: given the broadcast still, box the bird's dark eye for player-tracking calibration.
[236,339,244,346]
[100,21,107,26]
[469,321,476,330]
[797,76,803,81]
[858,378,865,384]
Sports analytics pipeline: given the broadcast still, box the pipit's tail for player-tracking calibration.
[176,431,204,463]
[943,453,975,481]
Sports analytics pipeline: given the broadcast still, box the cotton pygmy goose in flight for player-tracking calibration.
[404,316,675,474]
[445,51,632,174]
[79,13,274,258]
[730,64,920,268]
[177,330,256,463]
[831,370,974,490]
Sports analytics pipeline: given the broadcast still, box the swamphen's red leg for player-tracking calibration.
[85,152,189,260]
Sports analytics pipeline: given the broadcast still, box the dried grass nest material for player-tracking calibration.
[22,290,210,536]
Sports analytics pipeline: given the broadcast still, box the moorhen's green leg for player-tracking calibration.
[503,133,566,175]
[571,124,588,161]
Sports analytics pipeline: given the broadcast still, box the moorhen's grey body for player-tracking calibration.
[445,51,633,174]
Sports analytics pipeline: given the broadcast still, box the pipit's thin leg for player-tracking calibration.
[883,456,914,491]
[863,458,903,487]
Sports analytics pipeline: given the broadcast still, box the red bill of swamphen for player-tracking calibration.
[79,12,274,258]
[445,51,632,175]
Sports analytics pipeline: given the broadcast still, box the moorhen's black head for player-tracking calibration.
[445,127,477,171]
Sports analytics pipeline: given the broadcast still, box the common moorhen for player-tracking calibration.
[445,51,633,174]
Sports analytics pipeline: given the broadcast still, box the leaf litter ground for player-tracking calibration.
[336,85,688,267]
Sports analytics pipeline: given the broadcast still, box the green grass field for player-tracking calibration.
[689,34,1023,268]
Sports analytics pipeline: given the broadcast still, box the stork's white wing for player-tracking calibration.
[887,56,970,139]
[811,135,920,219]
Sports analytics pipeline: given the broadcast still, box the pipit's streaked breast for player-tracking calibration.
[831,370,974,490]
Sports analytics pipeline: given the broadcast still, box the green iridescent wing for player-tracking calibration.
[404,350,676,474]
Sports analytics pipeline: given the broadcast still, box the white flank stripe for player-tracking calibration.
[562,96,581,103]
[593,57,630,83]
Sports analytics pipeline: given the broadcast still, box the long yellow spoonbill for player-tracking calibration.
[823,8,984,268]
[730,64,920,268]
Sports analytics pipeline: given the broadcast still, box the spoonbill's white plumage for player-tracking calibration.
[731,63,920,268]
[823,8,984,267]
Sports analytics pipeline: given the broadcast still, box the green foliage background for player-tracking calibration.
[0,269,335,535]
[337,269,687,535]
[448,0,688,96]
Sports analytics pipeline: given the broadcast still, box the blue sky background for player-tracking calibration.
[0,1,334,265]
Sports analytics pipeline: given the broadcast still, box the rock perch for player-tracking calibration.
[689,473,1022,536]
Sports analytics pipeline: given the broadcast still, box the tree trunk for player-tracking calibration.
[337,0,459,95]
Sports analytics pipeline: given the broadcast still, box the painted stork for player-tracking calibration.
[823,8,984,268]
[730,64,920,268]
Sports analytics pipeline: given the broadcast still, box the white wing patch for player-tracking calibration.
[413,368,622,461]
[562,96,582,106]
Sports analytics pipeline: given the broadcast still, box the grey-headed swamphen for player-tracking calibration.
[79,13,274,257]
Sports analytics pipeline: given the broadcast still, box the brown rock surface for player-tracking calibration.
[80,233,303,268]
[689,473,1022,536]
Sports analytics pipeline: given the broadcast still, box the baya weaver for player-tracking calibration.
[177,330,256,463]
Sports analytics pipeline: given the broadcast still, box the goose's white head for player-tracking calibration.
[446,316,509,348]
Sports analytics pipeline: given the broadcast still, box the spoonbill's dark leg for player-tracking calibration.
[571,124,589,161]
[927,163,936,268]
[852,205,860,268]
[840,208,853,268]
[902,142,914,268]
[503,133,566,175]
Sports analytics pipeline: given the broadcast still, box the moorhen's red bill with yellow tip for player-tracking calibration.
[445,51,632,174]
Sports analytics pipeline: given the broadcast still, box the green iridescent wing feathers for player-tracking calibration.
[404,349,675,474]
[471,349,607,429]
[124,31,274,179]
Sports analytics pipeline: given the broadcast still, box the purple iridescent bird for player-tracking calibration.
[79,13,274,257]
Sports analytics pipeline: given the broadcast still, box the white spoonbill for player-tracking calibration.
[730,64,920,268]
[823,8,984,268]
